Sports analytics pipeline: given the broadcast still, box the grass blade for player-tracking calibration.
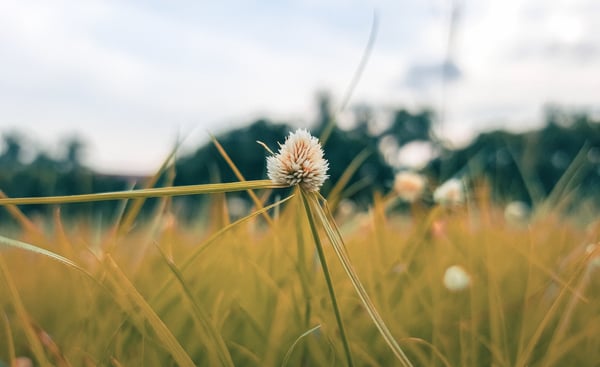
[0,235,88,276]
[300,190,355,367]
[281,324,321,367]
[326,148,372,210]
[211,134,274,226]
[0,234,188,365]
[0,191,42,235]
[0,257,52,367]
[110,357,125,367]
[515,255,591,367]
[33,324,72,367]
[539,142,591,214]
[307,192,414,367]
[227,340,262,367]
[104,255,195,367]
[320,11,378,145]
[0,180,285,206]
[118,145,178,235]
[2,312,17,367]
[151,194,294,305]
[403,337,453,367]
[153,243,235,367]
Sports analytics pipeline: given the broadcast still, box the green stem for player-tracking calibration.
[301,190,355,367]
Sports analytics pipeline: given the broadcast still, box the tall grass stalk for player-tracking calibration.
[117,141,179,236]
[103,255,196,367]
[0,180,285,206]
[210,135,275,227]
[1,312,17,367]
[151,195,294,304]
[326,148,372,211]
[281,324,322,367]
[307,192,415,367]
[0,191,42,235]
[300,190,355,367]
[0,256,53,367]
[320,11,378,146]
[153,244,235,367]
[539,260,595,366]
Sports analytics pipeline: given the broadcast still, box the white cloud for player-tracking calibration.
[429,0,600,142]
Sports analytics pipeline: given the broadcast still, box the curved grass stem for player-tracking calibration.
[301,190,355,367]
[311,192,414,367]
[0,180,285,206]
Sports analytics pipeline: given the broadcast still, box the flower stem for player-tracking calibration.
[301,190,355,367]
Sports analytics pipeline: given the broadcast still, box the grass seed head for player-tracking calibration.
[266,128,329,192]
[15,357,33,367]
[443,265,471,291]
[434,178,464,205]
[393,171,427,202]
[504,201,531,223]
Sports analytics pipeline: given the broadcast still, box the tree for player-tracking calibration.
[0,132,24,167]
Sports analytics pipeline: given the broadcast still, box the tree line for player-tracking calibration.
[1,98,599,224]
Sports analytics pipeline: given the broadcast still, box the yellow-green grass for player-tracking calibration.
[1,185,599,366]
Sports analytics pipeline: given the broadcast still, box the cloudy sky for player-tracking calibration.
[1,0,598,174]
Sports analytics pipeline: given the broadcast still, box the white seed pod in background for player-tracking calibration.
[15,357,33,367]
[433,178,464,205]
[393,171,427,202]
[443,265,471,291]
[504,201,531,223]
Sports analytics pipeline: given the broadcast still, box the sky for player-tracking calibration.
[1,0,598,174]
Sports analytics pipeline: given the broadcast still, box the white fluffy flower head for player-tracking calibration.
[433,178,464,205]
[393,171,427,202]
[504,201,530,223]
[267,128,329,192]
[443,265,471,292]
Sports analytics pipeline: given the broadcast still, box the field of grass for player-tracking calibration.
[1,136,599,366]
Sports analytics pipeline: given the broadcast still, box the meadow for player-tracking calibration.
[1,130,599,367]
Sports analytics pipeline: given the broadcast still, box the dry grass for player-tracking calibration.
[1,182,599,366]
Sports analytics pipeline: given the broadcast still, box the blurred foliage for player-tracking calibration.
[0,133,129,223]
[1,98,599,223]
[425,107,600,210]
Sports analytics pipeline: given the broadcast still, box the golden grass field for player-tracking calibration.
[0,130,599,366]
[1,181,599,366]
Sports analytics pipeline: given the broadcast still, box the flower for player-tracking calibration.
[267,128,329,192]
[504,201,530,223]
[433,178,464,205]
[15,357,33,367]
[443,265,471,291]
[393,171,427,202]
[391,262,407,274]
